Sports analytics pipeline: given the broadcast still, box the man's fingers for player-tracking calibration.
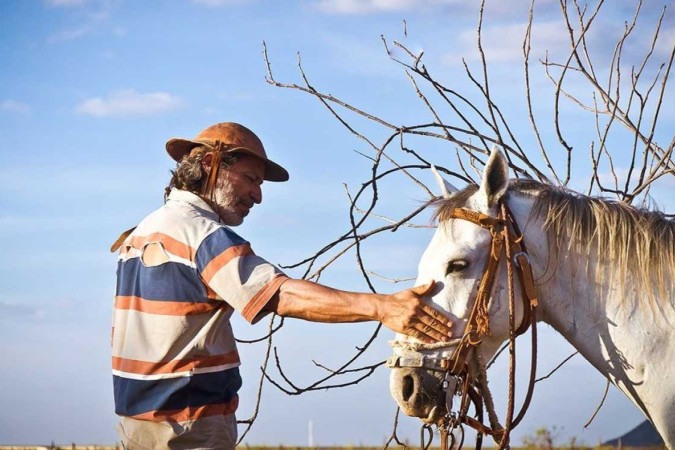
[414,324,447,343]
[389,281,455,342]
[403,311,453,341]
[401,317,451,342]
[417,312,453,338]
[409,280,436,297]
[418,303,453,336]
[411,329,434,344]
[408,281,454,339]
[420,303,452,324]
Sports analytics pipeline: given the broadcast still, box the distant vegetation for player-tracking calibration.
[0,428,668,450]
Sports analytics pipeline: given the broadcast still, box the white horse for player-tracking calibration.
[388,148,674,448]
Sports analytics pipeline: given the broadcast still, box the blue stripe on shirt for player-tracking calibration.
[195,227,249,273]
[116,258,208,302]
[113,368,242,416]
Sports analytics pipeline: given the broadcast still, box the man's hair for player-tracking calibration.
[164,145,239,200]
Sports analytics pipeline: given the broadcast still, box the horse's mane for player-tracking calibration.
[435,179,675,309]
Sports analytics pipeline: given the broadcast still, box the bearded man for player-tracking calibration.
[111,122,453,449]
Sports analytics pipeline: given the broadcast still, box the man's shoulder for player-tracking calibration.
[127,190,252,252]
[131,201,221,247]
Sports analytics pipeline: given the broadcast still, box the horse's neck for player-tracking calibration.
[512,202,620,365]
[511,195,675,441]
[510,195,670,355]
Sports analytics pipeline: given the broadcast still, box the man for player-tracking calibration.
[111,122,453,449]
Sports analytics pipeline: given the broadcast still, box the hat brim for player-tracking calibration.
[166,138,289,182]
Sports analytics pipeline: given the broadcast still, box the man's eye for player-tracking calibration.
[446,259,469,275]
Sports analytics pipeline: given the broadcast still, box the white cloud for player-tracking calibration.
[191,0,250,6]
[320,33,399,78]
[313,0,557,18]
[314,0,463,14]
[443,20,569,65]
[46,2,116,43]
[47,25,93,43]
[75,89,182,117]
[654,27,675,59]
[45,0,88,7]
[1,100,31,114]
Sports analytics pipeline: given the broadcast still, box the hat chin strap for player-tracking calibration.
[201,141,225,218]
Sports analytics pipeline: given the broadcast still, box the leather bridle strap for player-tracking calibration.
[446,206,537,344]
[445,206,506,371]
[444,203,539,448]
[447,208,504,230]
[503,204,539,430]
[505,205,539,335]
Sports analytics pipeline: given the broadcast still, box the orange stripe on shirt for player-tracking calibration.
[112,351,240,375]
[200,243,252,283]
[204,284,221,301]
[128,233,196,261]
[241,274,289,323]
[115,296,223,316]
[131,397,239,423]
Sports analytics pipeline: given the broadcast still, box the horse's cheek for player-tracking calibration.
[444,280,473,318]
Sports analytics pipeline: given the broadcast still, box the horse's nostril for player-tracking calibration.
[402,374,415,402]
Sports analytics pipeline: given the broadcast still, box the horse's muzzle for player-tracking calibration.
[389,367,448,424]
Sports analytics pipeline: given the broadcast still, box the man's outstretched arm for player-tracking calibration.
[264,279,453,343]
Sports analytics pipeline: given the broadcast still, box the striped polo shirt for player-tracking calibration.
[112,189,288,449]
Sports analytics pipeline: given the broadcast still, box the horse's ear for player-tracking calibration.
[431,165,458,199]
[479,146,509,208]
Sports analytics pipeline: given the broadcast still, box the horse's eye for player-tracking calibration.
[446,259,469,275]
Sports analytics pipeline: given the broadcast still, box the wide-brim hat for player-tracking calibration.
[165,122,289,182]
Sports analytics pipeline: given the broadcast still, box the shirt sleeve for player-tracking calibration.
[195,226,288,324]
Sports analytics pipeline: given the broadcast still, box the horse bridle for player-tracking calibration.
[387,200,539,450]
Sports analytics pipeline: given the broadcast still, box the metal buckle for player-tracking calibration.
[512,251,529,267]
[385,356,400,368]
[387,353,452,372]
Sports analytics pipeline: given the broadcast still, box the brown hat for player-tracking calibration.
[165,122,289,182]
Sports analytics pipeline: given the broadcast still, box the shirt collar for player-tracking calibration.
[167,189,219,220]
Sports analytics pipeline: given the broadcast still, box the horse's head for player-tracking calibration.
[389,147,533,425]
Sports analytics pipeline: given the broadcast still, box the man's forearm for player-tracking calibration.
[267,279,383,323]
[264,278,454,343]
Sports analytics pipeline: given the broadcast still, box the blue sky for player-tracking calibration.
[1,0,673,446]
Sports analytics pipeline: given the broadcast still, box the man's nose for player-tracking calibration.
[251,185,262,204]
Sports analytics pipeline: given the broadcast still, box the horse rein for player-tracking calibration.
[387,200,539,450]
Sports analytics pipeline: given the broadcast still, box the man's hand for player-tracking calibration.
[377,281,453,343]
[269,278,452,342]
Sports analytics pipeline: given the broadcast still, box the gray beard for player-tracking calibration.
[213,182,244,226]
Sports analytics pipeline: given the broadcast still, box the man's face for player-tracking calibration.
[212,155,265,226]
